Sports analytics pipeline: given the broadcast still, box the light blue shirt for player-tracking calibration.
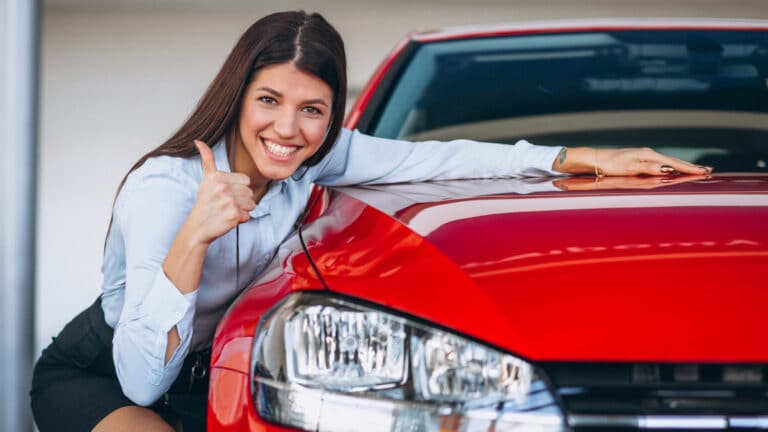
[100,128,563,405]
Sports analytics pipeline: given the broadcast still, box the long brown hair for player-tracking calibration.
[106,11,347,241]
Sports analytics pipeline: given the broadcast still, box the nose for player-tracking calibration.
[273,107,298,138]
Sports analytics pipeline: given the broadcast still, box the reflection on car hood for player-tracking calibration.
[302,176,768,362]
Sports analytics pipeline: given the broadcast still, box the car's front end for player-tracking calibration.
[209,176,768,432]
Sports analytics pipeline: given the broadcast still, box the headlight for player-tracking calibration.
[251,293,564,432]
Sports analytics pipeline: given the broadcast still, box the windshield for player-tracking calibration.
[368,30,768,172]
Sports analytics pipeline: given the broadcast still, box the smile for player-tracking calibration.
[262,138,300,158]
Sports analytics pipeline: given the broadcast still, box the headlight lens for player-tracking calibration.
[286,305,408,390]
[252,293,564,432]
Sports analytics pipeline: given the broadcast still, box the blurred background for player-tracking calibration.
[1,0,767,430]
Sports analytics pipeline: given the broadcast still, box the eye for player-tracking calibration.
[303,106,323,115]
[258,96,278,105]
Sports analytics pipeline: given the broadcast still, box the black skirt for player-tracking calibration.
[30,297,210,432]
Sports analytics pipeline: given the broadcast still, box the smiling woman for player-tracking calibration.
[29,10,709,432]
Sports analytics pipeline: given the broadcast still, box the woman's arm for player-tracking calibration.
[312,129,563,186]
[311,129,710,186]
[552,147,712,176]
[112,168,199,406]
[112,141,254,406]
[160,141,254,362]
[159,221,208,363]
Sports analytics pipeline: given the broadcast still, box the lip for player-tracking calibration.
[260,136,302,161]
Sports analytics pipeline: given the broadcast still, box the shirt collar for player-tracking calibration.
[250,181,285,218]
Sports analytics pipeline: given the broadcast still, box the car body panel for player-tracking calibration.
[299,177,768,363]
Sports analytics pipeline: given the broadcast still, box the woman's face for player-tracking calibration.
[234,62,333,187]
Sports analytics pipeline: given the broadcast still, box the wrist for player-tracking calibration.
[184,208,214,247]
[164,222,209,295]
[553,147,597,174]
[186,222,211,247]
[186,225,213,251]
[593,149,604,177]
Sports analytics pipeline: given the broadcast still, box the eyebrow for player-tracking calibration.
[256,86,330,107]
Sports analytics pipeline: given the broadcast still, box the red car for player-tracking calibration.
[208,19,768,431]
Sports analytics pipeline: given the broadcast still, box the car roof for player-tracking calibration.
[409,18,768,43]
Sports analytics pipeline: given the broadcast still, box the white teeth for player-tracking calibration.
[264,139,299,157]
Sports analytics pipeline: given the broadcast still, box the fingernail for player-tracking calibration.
[660,165,674,173]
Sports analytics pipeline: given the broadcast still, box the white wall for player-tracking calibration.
[37,1,768,354]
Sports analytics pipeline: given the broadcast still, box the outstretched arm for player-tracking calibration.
[312,129,563,186]
[552,147,713,176]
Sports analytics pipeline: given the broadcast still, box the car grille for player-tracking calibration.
[539,363,768,431]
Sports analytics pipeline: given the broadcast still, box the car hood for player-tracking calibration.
[300,176,768,362]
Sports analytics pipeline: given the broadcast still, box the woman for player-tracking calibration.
[30,10,711,432]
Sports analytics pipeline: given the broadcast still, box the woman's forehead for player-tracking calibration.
[251,63,332,103]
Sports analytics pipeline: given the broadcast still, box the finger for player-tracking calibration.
[656,160,708,175]
[237,210,251,224]
[643,151,712,175]
[215,171,251,186]
[222,206,250,224]
[636,161,680,176]
[195,140,218,175]
[227,183,255,200]
[235,196,256,212]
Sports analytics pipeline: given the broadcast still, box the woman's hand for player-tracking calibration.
[189,140,255,245]
[596,147,712,176]
[553,147,713,176]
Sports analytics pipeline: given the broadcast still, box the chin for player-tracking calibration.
[261,166,299,182]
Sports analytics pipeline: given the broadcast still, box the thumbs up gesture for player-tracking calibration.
[190,140,256,245]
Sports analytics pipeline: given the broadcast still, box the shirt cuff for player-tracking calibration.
[176,290,198,342]
[164,293,196,366]
[512,141,567,177]
[140,270,197,336]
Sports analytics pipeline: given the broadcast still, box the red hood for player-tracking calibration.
[300,176,768,363]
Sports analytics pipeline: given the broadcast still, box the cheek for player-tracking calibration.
[239,106,271,135]
[303,120,330,149]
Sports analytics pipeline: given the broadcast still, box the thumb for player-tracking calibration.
[194,140,217,175]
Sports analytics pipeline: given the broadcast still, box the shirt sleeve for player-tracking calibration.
[311,128,565,186]
[111,166,198,406]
